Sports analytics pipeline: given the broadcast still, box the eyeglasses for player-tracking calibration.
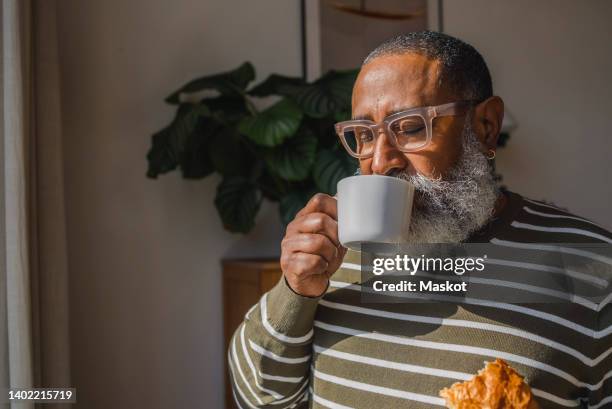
[334,100,478,159]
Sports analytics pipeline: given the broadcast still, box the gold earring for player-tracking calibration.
[486,149,496,160]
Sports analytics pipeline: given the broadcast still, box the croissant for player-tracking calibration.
[439,359,540,409]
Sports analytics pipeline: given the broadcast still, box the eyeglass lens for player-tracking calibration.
[341,115,428,156]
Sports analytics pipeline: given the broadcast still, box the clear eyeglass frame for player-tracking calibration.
[334,100,478,159]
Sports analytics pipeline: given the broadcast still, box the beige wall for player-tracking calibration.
[444,0,612,229]
[56,1,297,408]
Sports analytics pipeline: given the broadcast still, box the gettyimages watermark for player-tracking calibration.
[356,243,612,304]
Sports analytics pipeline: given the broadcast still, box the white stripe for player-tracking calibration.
[484,257,609,291]
[231,330,265,405]
[593,368,612,392]
[523,197,565,212]
[523,206,607,230]
[249,339,311,364]
[259,372,304,384]
[261,293,313,344]
[268,378,309,406]
[395,268,599,311]
[328,280,610,339]
[231,390,246,409]
[298,391,309,403]
[340,262,362,271]
[598,291,612,311]
[589,395,612,409]
[314,344,470,380]
[228,349,262,408]
[245,304,257,320]
[312,392,355,409]
[344,237,612,271]
[340,259,609,313]
[231,382,247,409]
[314,320,604,390]
[286,392,308,409]
[313,367,446,406]
[318,299,612,366]
[328,279,354,289]
[239,325,285,399]
[531,389,582,408]
[230,347,308,409]
[464,273,599,310]
[511,221,612,244]
[490,238,612,273]
[524,198,567,211]
[229,348,311,408]
[313,343,580,407]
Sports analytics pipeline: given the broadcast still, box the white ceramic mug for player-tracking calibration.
[337,175,415,250]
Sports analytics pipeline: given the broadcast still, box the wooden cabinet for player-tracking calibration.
[223,259,282,409]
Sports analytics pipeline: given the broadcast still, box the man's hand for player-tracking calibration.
[281,193,347,297]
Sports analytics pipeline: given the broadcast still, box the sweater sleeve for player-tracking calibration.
[588,292,612,408]
[228,276,322,408]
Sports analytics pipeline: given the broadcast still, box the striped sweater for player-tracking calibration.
[228,191,612,409]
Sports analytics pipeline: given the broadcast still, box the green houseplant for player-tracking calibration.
[146,62,359,233]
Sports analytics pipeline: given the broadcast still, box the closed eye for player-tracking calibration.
[397,126,425,135]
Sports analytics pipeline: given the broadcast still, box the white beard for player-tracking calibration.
[392,120,499,243]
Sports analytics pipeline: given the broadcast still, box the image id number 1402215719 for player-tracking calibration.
[7,388,76,403]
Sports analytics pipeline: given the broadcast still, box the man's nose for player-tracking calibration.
[370,128,410,176]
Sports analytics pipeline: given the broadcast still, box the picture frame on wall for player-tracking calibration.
[302,0,442,81]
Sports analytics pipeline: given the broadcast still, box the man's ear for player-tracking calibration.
[472,96,504,151]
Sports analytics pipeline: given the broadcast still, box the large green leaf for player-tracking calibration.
[208,128,253,176]
[248,74,306,98]
[146,104,210,178]
[168,105,210,157]
[312,148,358,195]
[214,176,262,233]
[301,116,338,150]
[333,110,352,122]
[179,119,216,179]
[295,69,358,118]
[238,98,303,147]
[200,95,249,124]
[279,188,317,226]
[165,62,255,104]
[146,125,178,178]
[257,169,289,202]
[264,130,317,181]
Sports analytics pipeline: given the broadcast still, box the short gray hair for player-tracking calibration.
[363,31,493,101]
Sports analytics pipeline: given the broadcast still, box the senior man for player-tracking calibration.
[228,32,611,409]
